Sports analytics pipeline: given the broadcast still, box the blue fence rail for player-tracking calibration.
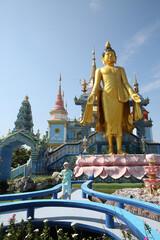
[81,179,160,215]
[0,176,160,239]
[11,158,32,179]
[0,181,84,202]
[1,199,159,240]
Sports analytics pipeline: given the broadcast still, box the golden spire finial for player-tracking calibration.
[25,95,29,101]
[59,72,61,83]
[134,72,138,86]
[92,45,95,55]
[92,45,96,65]
[105,41,111,48]
[59,72,62,86]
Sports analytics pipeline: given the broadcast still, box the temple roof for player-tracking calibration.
[51,73,67,112]
[13,96,34,134]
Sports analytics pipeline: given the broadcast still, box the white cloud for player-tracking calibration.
[141,63,160,93]
[141,79,160,93]
[119,20,160,65]
[89,0,100,12]
[151,63,160,79]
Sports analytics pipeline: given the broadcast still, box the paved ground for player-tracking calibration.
[0,189,160,239]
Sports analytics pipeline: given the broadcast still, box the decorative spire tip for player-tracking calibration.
[25,95,29,101]
[92,45,95,54]
[134,72,139,86]
[59,72,61,83]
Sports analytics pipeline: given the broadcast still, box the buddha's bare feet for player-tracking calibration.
[117,150,127,155]
[107,148,114,155]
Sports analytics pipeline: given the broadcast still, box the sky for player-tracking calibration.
[0,0,160,143]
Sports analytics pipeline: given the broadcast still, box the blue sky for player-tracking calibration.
[0,0,160,143]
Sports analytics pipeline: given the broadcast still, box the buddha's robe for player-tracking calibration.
[81,66,143,137]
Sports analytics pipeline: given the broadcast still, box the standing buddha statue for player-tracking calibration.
[81,41,143,154]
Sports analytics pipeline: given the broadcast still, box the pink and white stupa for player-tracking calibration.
[50,73,68,120]
[48,73,68,148]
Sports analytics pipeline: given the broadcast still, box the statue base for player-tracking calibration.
[74,154,160,180]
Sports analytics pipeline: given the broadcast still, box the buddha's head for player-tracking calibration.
[101,41,117,65]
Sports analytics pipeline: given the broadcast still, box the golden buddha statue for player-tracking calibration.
[81,41,143,154]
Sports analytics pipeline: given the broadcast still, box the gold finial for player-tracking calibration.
[80,78,88,92]
[62,90,64,98]
[59,72,61,83]
[92,45,95,55]
[25,95,29,101]
[65,101,67,110]
[92,45,95,61]
[105,41,111,48]
[134,72,138,86]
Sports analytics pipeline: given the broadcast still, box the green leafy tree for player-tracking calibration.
[39,134,49,149]
[11,147,31,168]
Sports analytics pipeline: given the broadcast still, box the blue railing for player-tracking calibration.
[0,183,62,201]
[1,199,159,240]
[11,158,32,179]
[0,180,84,202]
[81,179,160,215]
[25,158,32,176]
[46,133,99,169]
[0,177,160,239]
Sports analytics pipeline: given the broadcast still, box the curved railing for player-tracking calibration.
[0,180,84,202]
[1,199,160,240]
[81,179,160,215]
[0,178,160,239]
[0,183,62,201]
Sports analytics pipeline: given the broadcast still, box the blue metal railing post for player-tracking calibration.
[27,207,34,220]
[89,172,94,180]
[106,214,114,228]
[117,202,124,209]
[88,182,92,189]
[52,192,57,199]
[24,165,26,177]
[82,191,86,199]
[88,173,94,189]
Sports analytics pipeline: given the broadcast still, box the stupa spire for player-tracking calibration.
[14,96,34,134]
[24,95,29,101]
[134,72,139,93]
[90,45,96,81]
[49,73,68,121]
[59,72,61,83]
[134,72,138,86]
[53,73,66,112]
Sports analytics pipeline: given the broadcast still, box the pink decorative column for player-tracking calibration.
[143,154,160,195]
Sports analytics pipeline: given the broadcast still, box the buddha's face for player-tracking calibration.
[102,50,117,65]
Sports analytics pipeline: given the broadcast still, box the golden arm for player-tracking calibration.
[121,67,141,103]
[87,68,102,104]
